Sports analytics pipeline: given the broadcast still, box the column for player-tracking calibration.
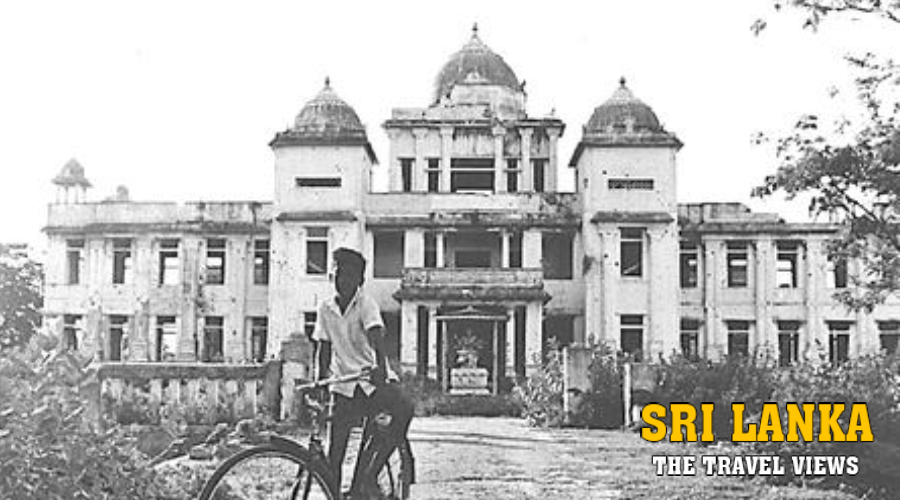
[404,229,425,268]
[500,230,510,268]
[647,225,679,359]
[600,226,618,349]
[413,128,427,192]
[387,129,401,192]
[754,237,774,360]
[803,238,823,361]
[427,305,438,379]
[400,301,418,373]
[520,128,533,192]
[582,220,603,346]
[547,128,560,193]
[703,238,722,360]
[525,301,543,374]
[131,297,150,361]
[178,237,200,361]
[522,230,542,268]
[436,232,446,268]
[506,307,516,373]
[493,124,505,193]
[440,127,453,193]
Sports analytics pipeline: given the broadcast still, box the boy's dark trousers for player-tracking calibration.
[327,383,414,494]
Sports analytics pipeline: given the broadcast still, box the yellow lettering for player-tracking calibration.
[700,403,715,442]
[641,404,667,442]
[756,403,785,442]
[818,403,846,442]
[670,404,697,442]
[732,403,758,442]
[785,403,815,442]
[847,404,874,442]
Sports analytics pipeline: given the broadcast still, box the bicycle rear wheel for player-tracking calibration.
[197,444,337,500]
[372,438,414,500]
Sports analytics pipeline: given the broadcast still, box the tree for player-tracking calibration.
[0,244,43,349]
[752,3,900,310]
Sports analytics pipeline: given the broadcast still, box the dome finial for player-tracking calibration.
[619,76,627,88]
[324,76,331,89]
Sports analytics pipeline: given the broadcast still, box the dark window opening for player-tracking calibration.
[427,159,440,193]
[620,228,644,277]
[400,158,414,192]
[620,314,644,361]
[296,177,342,188]
[830,256,848,289]
[506,159,519,193]
[509,231,523,269]
[532,159,546,192]
[608,178,654,190]
[778,321,801,367]
[680,318,701,360]
[306,227,328,275]
[202,316,224,363]
[776,241,801,288]
[63,314,82,351]
[680,241,699,288]
[66,240,84,285]
[879,321,899,355]
[158,239,180,285]
[108,315,128,362]
[451,158,494,193]
[828,322,851,366]
[156,316,177,361]
[425,232,437,268]
[727,320,750,357]
[542,315,575,356]
[455,250,491,268]
[542,232,574,279]
[253,240,270,285]
[206,238,226,285]
[727,242,749,288]
[112,239,132,285]
[251,317,268,363]
[373,232,405,278]
[304,312,317,342]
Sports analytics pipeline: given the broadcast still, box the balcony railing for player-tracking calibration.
[397,267,547,301]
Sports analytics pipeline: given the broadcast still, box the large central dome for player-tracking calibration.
[434,25,520,103]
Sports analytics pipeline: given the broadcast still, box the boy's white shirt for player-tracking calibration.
[312,287,398,397]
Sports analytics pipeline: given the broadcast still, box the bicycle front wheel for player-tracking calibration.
[197,444,337,500]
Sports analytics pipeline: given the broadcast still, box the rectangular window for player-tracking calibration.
[304,312,318,341]
[206,238,226,285]
[828,321,851,366]
[253,239,270,285]
[202,316,224,363]
[726,242,749,288]
[400,158,414,192]
[608,178,654,190]
[63,314,82,351]
[450,158,494,193]
[727,320,750,358]
[455,250,492,268]
[776,241,801,288]
[777,320,801,367]
[542,232,574,279]
[373,231,405,278]
[156,316,178,361]
[509,231,523,269]
[620,315,644,361]
[108,315,128,362]
[543,315,575,350]
[506,159,519,193]
[620,228,644,277]
[680,318,700,360]
[532,159,547,193]
[306,227,329,275]
[112,239,133,285]
[66,239,84,285]
[680,241,699,288]
[827,255,848,289]
[424,232,437,268]
[427,158,440,193]
[250,317,268,363]
[296,177,341,188]
[879,321,900,356]
[158,239,180,285]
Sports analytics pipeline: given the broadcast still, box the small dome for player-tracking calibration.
[586,78,662,134]
[292,78,366,140]
[52,158,92,188]
[434,25,520,103]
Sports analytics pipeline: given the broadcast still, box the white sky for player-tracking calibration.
[1,0,898,251]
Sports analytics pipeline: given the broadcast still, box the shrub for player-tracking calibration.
[399,373,524,418]
[518,347,565,427]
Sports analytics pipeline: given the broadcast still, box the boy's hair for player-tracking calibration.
[333,247,366,275]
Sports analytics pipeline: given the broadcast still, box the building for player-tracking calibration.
[42,28,900,394]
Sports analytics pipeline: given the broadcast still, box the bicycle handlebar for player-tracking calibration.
[294,367,373,392]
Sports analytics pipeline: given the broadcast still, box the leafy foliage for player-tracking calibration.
[0,244,43,350]
[518,347,566,427]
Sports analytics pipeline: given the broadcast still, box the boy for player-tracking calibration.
[312,247,414,499]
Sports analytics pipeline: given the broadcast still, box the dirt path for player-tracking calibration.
[406,417,853,500]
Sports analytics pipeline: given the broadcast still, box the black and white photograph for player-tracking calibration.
[2,1,900,498]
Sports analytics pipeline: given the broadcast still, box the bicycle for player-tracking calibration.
[197,369,415,500]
